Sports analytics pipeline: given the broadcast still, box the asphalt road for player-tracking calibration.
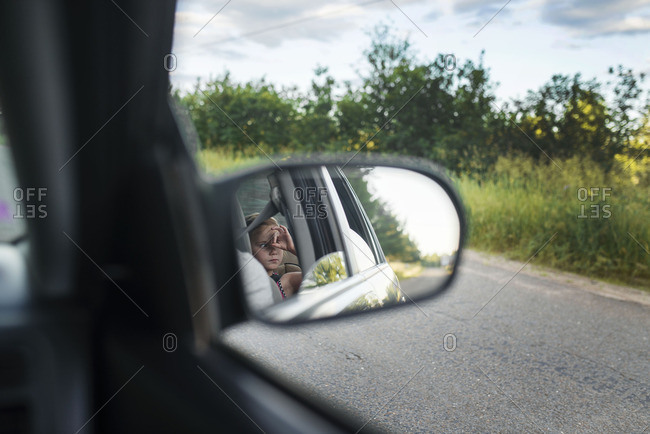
[222,250,650,433]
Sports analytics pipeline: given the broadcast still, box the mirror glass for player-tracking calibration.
[232,164,462,322]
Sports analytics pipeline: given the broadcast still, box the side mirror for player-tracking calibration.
[226,156,465,322]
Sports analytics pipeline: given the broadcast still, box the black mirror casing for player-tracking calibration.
[205,154,467,327]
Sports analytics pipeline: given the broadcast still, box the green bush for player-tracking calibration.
[458,155,650,289]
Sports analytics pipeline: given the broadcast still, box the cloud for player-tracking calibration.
[176,0,388,50]
[453,0,514,18]
[448,0,650,38]
[174,0,435,52]
[540,0,650,38]
[170,0,431,91]
[449,0,515,34]
[423,9,442,21]
[550,39,586,50]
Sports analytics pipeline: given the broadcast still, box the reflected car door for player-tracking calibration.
[324,167,403,310]
[265,166,402,320]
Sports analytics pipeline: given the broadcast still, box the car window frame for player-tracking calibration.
[329,166,386,264]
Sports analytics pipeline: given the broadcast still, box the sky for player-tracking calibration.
[364,167,461,257]
[170,0,650,103]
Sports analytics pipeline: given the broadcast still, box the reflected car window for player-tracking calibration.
[328,167,381,270]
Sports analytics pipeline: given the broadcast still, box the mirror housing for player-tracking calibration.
[209,155,466,324]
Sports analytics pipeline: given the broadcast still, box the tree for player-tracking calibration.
[173,24,649,180]
[607,65,649,163]
[336,25,501,175]
[506,74,616,167]
[337,25,458,158]
[180,74,299,154]
[297,66,338,149]
[434,52,501,175]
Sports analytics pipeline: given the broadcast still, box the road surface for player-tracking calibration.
[222,250,650,433]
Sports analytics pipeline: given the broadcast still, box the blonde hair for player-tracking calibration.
[245,213,279,241]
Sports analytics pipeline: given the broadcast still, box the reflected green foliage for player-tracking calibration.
[344,282,404,313]
[384,282,403,305]
[421,253,441,267]
[389,261,423,281]
[301,252,348,289]
[345,293,382,312]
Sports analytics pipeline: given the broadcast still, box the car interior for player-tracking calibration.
[234,176,302,277]
[0,1,369,432]
[0,1,466,432]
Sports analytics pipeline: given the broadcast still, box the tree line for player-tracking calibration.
[176,24,649,181]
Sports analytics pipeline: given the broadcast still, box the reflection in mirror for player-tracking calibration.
[301,251,348,290]
[232,163,462,322]
[341,166,461,300]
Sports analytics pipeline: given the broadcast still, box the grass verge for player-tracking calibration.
[456,156,650,290]
[387,261,424,281]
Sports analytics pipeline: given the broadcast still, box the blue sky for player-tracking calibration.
[171,0,650,102]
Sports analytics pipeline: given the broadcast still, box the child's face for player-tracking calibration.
[251,225,281,273]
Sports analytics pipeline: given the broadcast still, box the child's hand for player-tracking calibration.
[269,225,296,255]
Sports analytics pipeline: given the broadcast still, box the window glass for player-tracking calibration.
[328,167,381,268]
[237,173,272,218]
[0,114,26,243]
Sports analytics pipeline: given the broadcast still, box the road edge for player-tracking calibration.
[462,249,650,307]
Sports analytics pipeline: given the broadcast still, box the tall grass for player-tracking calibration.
[457,156,650,289]
[196,147,267,176]
[196,146,327,177]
